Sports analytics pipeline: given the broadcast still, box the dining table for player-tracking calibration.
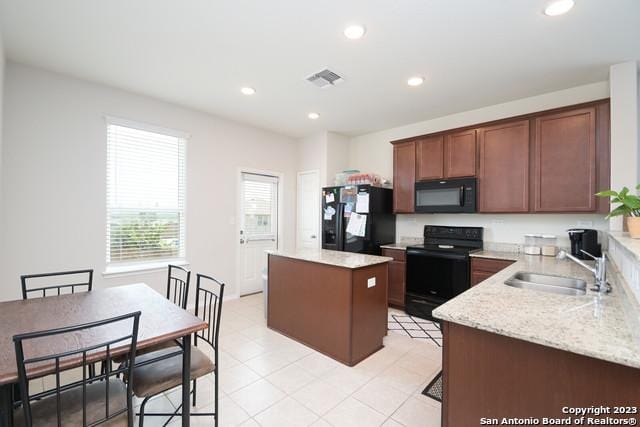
[0,283,208,427]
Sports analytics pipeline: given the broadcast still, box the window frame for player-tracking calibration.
[103,116,189,274]
[240,172,279,243]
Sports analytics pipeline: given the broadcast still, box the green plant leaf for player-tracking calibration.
[595,190,618,198]
[606,205,629,219]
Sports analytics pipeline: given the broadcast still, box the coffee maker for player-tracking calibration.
[567,229,601,260]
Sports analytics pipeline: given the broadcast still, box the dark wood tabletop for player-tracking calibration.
[0,283,208,385]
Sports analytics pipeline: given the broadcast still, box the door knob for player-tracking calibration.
[311,235,317,239]
[240,239,245,244]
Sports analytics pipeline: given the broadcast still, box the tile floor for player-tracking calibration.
[151,293,443,427]
[28,293,443,426]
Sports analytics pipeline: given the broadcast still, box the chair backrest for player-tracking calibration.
[166,265,191,309]
[194,274,225,355]
[21,269,94,300]
[13,311,141,427]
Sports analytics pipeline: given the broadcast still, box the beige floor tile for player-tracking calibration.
[229,379,286,416]
[136,394,177,427]
[324,397,387,427]
[219,350,243,371]
[220,364,261,394]
[322,365,371,396]
[266,363,316,394]
[352,378,411,417]
[244,351,292,376]
[238,418,261,427]
[220,331,252,349]
[291,378,348,416]
[218,396,251,426]
[381,418,404,426]
[396,351,442,377]
[407,340,442,362]
[225,340,268,362]
[165,375,217,409]
[311,419,332,427]
[377,365,429,395]
[237,324,270,340]
[294,352,342,377]
[392,396,441,427]
[253,397,319,427]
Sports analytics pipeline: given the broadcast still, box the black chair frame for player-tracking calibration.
[13,311,141,427]
[21,269,94,300]
[137,273,224,427]
[166,265,190,309]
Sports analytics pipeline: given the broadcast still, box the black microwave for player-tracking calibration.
[415,178,476,213]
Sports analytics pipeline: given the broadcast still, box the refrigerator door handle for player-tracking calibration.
[336,203,345,251]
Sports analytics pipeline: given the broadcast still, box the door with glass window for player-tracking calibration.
[239,172,279,295]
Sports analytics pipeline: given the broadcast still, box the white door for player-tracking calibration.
[238,172,279,296]
[297,170,320,248]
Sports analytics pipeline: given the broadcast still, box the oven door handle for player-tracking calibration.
[459,185,465,207]
[406,248,468,261]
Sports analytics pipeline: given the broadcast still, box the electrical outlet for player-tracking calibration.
[576,220,593,228]
[367,277,376,288]
[491,219,505,225]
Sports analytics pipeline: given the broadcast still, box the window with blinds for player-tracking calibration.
[106,119,186,266]
[241,173,278,239]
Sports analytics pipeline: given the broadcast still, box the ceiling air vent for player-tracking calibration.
[306,68,344,88]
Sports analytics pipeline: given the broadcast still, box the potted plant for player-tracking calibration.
[596,185,640,238]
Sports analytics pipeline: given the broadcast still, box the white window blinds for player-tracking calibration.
[106,119,186,265]
[241,173,278,239]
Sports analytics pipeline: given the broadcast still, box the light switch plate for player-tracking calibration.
[367,277,376,288]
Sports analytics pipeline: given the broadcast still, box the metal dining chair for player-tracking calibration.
[21,269,94,300]
[12,311,141,427]
[131,273,224,426]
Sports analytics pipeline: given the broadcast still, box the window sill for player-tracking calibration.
[103,260,190,278]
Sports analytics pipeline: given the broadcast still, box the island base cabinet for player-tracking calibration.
[442,322,640,426]
[267,255,388,366]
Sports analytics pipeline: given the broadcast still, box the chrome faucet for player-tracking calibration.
[557,250,611,293]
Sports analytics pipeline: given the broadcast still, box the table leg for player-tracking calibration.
[0,384,13,427]
[182,334,191,427]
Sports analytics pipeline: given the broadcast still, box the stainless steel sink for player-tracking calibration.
[504,272,587,296]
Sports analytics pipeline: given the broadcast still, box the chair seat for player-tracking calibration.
[112,338,180,364]
[14,379,128,427]
[131,347,215,398]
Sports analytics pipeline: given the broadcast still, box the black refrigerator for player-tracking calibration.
[321,185,395,255]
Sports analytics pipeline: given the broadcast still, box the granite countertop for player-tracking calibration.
[609,231,640,262]
[470,249,522,261]
[267,248,392,269]
[433,253,640,369]
[380,243,411,250]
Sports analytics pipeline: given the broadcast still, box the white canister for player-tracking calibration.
[524,234,542,255]
[541,235,558,257]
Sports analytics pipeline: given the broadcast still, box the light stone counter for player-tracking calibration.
[379,243,411,250]
[433,252,640,369]
[267,248,392,269]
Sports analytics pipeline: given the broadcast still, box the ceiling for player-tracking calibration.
[1,0,639,138]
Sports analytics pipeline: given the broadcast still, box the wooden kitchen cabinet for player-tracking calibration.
[470,257,515,286]
[445,129,477,178]
[478,120,530,212]
[382,248,406,308]
[416,136,444,180]
[393,141,416,213]
[533,107,597,212]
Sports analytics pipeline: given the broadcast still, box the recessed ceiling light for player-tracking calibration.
[544,0,575,16]
[308,112,320,120]
[344,24,366,40]
[240,87,256,95]
[407,76,425,87]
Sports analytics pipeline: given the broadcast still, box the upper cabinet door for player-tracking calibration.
[416,136,444,181]
[393,141,416,213]
[478,120,530,213]
[533,107,597,212]
[445,130,477,178]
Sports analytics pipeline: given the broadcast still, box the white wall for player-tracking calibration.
[609,61,640,231]
[0,28,5,248]
[297,131,349,187]
[0,63,298,302]
[348,81,612,246]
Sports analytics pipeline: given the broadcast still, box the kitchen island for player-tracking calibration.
[267,249,391,366]
[434,251,640,426]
